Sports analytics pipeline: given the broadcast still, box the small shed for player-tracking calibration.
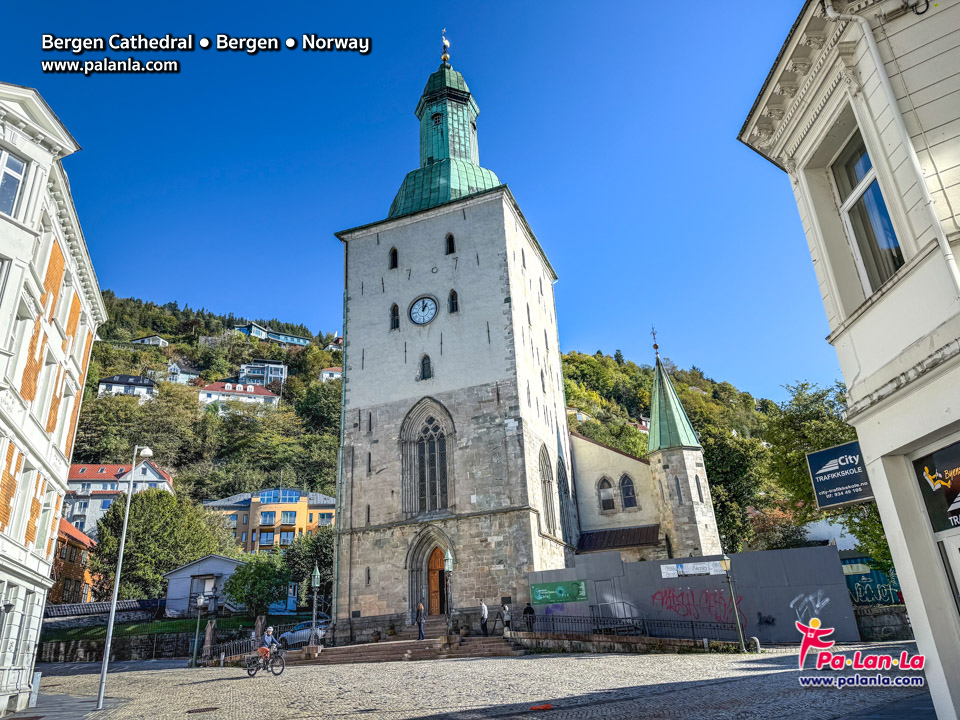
[162,554,298,617]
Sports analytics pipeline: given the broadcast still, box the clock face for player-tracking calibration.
[410,296,438,325]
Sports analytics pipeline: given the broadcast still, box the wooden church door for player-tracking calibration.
[428,547,444,615]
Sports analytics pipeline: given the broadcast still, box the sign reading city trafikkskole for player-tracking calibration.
[805,440,873,510]
[531,581,587,605]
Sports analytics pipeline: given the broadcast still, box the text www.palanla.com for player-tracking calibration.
[41,58,180,75]
[798,673,925,689]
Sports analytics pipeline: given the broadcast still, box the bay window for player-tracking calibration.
[832,130,904,292]
[0,149,26,218]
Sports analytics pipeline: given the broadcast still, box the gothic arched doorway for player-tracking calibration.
[427,547,447,615]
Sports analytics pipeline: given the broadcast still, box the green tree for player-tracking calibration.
[91,490,238,600]
[765,381,894,572]
[223,552,292,618]
[295,379,342,435]
[283,527,335,606]
[699,425,769,552]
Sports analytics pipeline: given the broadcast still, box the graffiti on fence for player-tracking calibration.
[649,588,745,628]
[790,589,830,623]
[756,612,776,628]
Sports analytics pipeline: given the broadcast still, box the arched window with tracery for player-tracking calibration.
[620,474,637,509]
[598,477,615,512]
[401,398,455,516]
[557,458,574,545]
[539,446,556,535]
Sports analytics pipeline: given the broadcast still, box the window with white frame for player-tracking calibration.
[0,149,26,218]
[831,130,904,292]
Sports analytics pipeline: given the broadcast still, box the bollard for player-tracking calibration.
[28,672,41,708]
[220,652,225,668]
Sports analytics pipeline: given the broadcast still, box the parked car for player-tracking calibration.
[279,615,330,648]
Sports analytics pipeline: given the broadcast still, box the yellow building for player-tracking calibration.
[204,489,336,552]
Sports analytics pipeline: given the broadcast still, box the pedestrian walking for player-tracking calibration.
[480,599,489,636]
[502,603,511,630]
[523,603,535,632]
[416,602,425,641]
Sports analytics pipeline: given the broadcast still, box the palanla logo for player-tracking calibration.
[796,617,835,669]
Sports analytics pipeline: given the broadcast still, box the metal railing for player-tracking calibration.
[512,614,738,642]
[203,620,320,665]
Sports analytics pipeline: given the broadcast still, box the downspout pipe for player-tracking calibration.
[824,0,960,299]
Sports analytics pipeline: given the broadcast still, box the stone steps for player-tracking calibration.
[286,634,524,666]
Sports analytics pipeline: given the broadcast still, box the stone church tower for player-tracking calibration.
[332,47,574,641]
[647,346,722,557]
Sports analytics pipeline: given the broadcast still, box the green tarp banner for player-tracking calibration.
[531,580,588,605]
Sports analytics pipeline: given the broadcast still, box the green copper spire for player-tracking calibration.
[647,344,701,453]
[388,36,500,218]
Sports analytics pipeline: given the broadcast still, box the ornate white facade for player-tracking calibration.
[0,81,105,714]
[741,1,960,716]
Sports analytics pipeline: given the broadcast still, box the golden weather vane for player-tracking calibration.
[442,28,450,63]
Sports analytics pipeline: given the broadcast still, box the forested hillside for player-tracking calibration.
[75,294,343,500]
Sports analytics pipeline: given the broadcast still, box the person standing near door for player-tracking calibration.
[501,603,511,631]
[523,603,535,632]
[416,602,425,641]
[480,599,489,636]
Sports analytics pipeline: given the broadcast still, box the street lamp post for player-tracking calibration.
[720,554,746,653]
[191,594,207,667]
[311,563,321,646]
[443,549,453,636]
[96,445,153,711]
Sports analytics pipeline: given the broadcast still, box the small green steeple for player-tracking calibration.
[647,344,701,453]
[388,35,500,218]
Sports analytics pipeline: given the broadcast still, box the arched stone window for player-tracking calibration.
[445,234,455,255]
[390,304,400,330]
[620,474,637,509]
[400,398,455,515]
[557,458,574,545]
[598,477,615,512]
[389,247,398,269]
[696,475,704,503]
[539,446,556,535]
[448,290,459,313]
[675,476,683,505]
[420,355,432,380]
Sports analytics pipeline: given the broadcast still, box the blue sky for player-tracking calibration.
[2,1,838,402]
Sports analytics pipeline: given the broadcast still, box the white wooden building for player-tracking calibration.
[0,81,105,714]
[740,2,960,716]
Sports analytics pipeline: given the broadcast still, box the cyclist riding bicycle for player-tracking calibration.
[258,626,279,661]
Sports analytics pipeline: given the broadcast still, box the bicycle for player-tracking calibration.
[245,644,285,677]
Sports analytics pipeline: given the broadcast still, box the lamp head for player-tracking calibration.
[720,555,731,571]
[443,549,453,572]
[196,594,206,607]
[139,447,154,459]
[311,563,321,588]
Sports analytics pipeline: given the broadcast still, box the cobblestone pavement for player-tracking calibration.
[19,642,932,720]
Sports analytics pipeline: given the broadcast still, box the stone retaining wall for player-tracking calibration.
[854,605,914,641]
[504,629,739,654]
[37,632,192,663]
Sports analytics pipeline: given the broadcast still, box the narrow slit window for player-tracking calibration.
[445,234,456,255]
[420,355,432,380]
[390,304,400,330]
[695,475,703,503]
[389,247,398,270]
[675,476,683,505]
[448,290,459,313]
